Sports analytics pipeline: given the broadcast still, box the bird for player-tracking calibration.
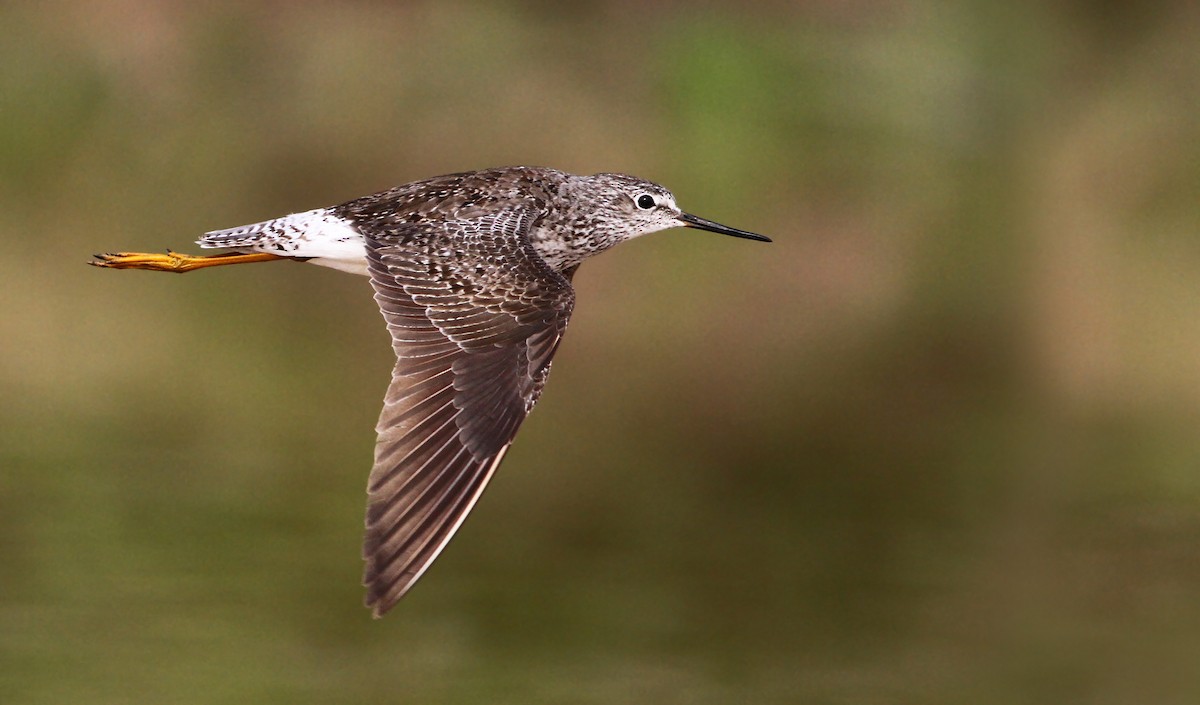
[91,166,771,617]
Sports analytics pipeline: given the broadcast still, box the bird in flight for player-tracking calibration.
[92,166,771,617]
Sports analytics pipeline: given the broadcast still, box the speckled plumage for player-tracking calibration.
[101,166,770,617]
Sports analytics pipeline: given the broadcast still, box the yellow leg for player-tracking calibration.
[90,250,288,273]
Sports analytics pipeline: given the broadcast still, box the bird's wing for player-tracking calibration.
[362,206,574,617]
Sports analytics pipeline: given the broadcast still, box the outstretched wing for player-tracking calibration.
[361,206,574,617]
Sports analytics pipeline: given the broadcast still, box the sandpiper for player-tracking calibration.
[92,166,771,617]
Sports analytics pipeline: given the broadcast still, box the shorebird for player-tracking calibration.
[92,166,771,617]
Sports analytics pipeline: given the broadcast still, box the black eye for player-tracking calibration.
[636,194,656,209]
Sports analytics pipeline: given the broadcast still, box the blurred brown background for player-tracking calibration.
[3,1,1199,703]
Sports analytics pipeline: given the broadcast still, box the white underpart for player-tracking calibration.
[198,208,369,276]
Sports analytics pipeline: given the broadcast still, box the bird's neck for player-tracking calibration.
[526,180,623,274]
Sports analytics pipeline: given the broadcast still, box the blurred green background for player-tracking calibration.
[3,1,1200,703]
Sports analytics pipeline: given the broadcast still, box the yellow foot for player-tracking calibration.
[90,250,287,273]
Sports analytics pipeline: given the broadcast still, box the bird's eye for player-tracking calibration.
[636,194,656,210]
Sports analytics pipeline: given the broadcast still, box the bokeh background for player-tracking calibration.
[3,1,1200,702]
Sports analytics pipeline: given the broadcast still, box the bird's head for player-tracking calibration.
[583,173,772,244]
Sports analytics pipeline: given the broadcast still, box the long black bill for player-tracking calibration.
[678,212,772,242]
